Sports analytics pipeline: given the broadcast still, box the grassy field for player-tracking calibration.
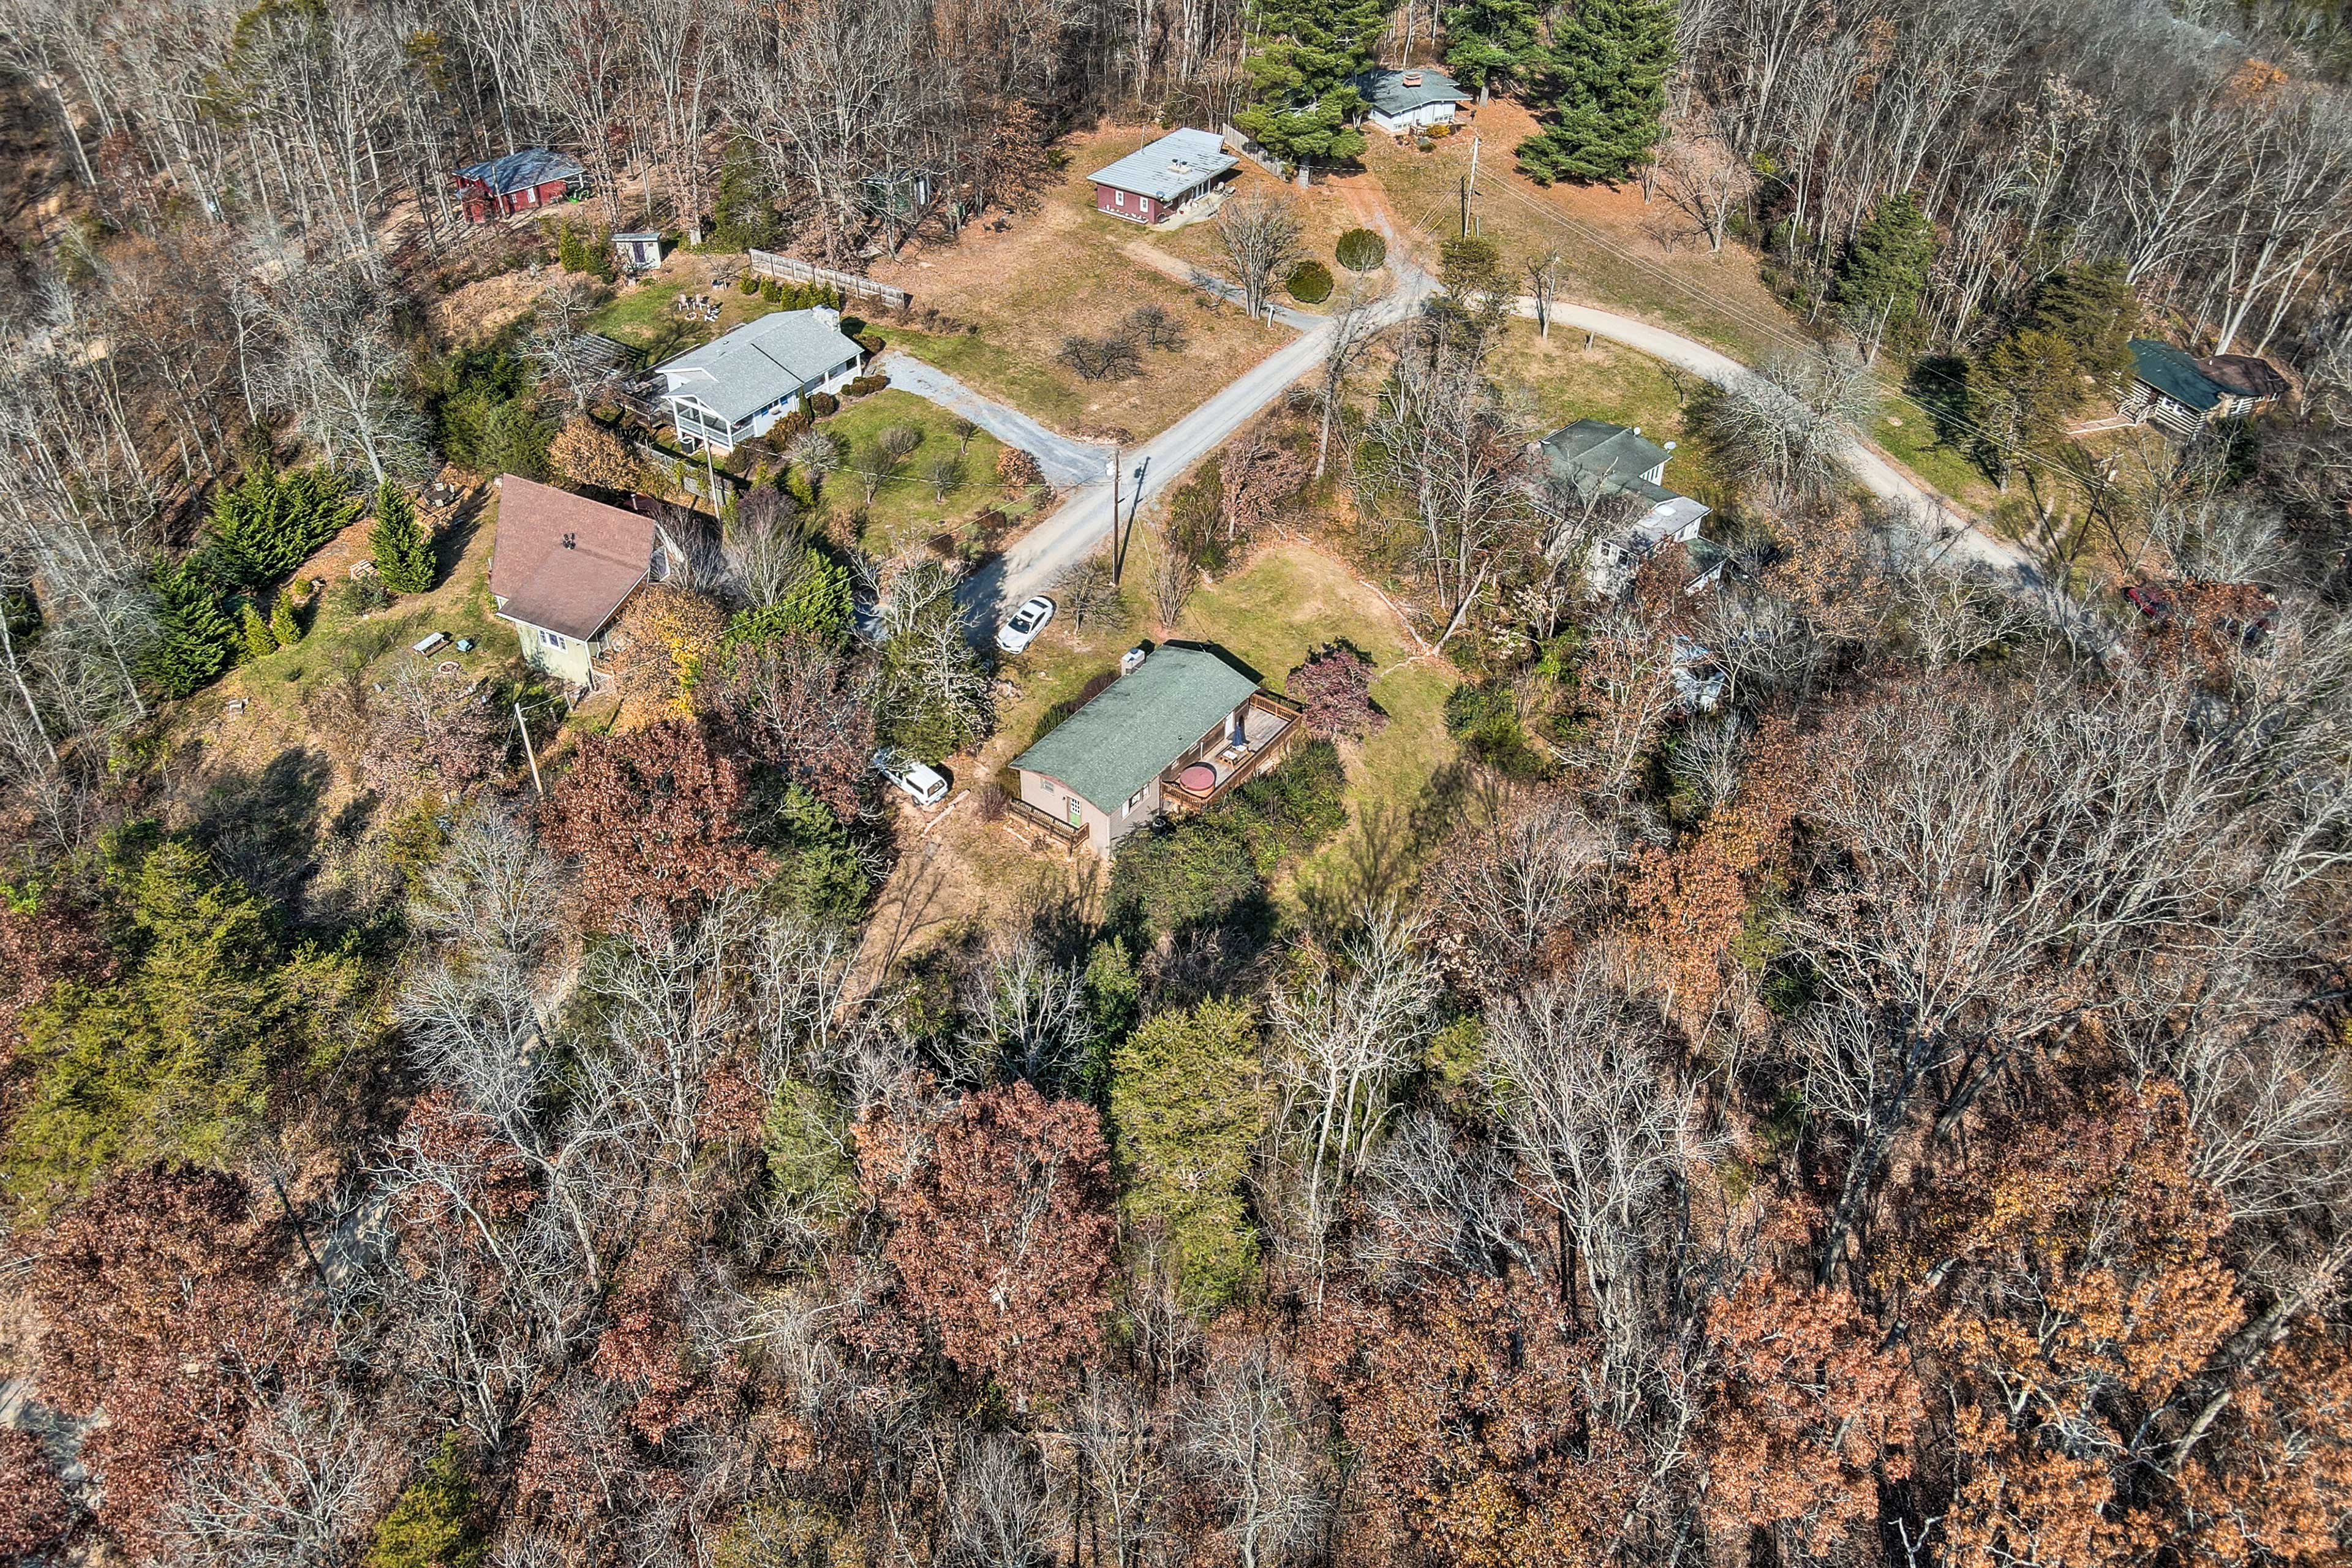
[1173,541,1460,916]
[867,129,1291,440]
[816,390,1022,554]
[1150,159,1398,313]
[1360,104,1793,367]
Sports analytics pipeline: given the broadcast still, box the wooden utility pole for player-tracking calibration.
[1109,449,1125,583]
[1466,135,1482,236]
[516,701,544,795]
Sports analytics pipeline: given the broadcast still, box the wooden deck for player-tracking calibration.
[1004,794,1088,853]
[1159,692,1306,815]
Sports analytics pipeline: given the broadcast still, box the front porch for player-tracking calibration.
[1159,691,1305,815]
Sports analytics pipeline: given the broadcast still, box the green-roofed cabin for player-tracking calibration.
[1011,644,1303,853]
[2120,339,2290,436]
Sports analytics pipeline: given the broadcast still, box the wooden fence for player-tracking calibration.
[745,250,911,311]
[1221,124,1304,186]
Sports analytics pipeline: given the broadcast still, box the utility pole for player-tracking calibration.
[1467,135,1480,236]
[1109,449,1125,583]
[515,700,544,796]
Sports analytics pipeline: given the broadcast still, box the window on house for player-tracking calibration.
[1114,189,1125,206]
[1125,788,1145,814]
[540,629,567,650]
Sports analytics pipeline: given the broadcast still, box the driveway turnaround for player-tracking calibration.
[876,351,1111,489]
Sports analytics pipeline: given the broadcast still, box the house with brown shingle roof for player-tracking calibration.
[488,475,684,688]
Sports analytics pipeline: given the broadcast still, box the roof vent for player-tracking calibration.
[1401,70,1423,85]
[561,532,577,549]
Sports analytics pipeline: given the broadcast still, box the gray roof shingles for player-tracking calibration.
[457,148,586,195]
[1349,66,1466,116]
[1088,129,1238,204]
[1014,646,1261,813]
[652,309,866,425]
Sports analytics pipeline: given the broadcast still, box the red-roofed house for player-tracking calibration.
[488,475,684,688]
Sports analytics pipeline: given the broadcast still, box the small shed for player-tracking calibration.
[1349,66,1468,135]
[612,232,663,270]
[454,148,586,222]
[1089,128,1238,225]
[2120,338,2291,436]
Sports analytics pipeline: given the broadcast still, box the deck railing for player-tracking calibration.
[1005,794,1088,850]
[1161,692,1305,813]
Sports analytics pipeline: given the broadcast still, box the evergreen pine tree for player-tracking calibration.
[1516,0,1678,185]
[1234,0,1385,166]
[370,483,437,595]
[268,590,303,648]
[205,463,366,587]
[2019,259,2138,385]
[1834,191,1936,361]
[238,601,276,663]
[145,560,238,698]
[1443,0,1543,96]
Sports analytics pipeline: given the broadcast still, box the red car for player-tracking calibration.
[2123,583,2174,622]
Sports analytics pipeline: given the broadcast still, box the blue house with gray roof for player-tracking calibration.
[650,308,866,454]
[1348,66,1468,135]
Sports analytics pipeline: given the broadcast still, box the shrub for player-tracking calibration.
[1443,680,1551,779]
[1285,260,1333,303]
[1335,227,1387,272]
[365,1437,483,1568]
[369,484,437,595]
[739,273,761,295]
[805,391,839,417]
[238,601,276,663]
[1125,303,1186,352]
[771,409,813,442]
[1060,332,1140,382]
[975,780,1007,823]
[996,447,1044,488]
[856,330,885,355]
[761,279,784,303]
[844,373,890,397]
[1286,643,1385,740]
[839,315,866,338]
[268,590,303,647]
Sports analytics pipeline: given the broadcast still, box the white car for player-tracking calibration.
[873,749,949,807]
[995,595,1056,654]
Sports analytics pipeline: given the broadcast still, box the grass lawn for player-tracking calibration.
[816,390,1021,555]
[168,485,529,812]
[1150,160,1398,313]
[1174,541,1460,916]
[1360,105,1792,367]
[868,129,1291,440]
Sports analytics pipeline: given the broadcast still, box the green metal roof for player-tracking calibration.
[1014,646,1259,813]
[2129,338,2225,413]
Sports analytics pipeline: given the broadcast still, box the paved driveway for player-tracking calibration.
[876,351,1110,489]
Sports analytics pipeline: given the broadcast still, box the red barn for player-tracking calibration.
[454,149,588,222]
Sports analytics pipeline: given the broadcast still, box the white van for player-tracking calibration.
[872,749,950,807]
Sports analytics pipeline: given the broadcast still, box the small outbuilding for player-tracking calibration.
[489,475,684,688]
[454,148,587,222]
[1348,66,1469,135]
[1534,419,1713,597]
[1089,128,1238,225]
[2120,338,2290,436]
[1011,644,1300,853]
[612,232,664,271]
[649,307,866,454]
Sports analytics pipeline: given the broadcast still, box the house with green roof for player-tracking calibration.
[1011,644,1301,853]
[2120,338,2290,436]
[1533,418,1712,595]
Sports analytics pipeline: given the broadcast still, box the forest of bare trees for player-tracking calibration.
[1,0,2350,1560]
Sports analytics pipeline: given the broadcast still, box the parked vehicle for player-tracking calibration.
[995,595,1056,654]
[873,749,949,807]
[2124,582,2174,622]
